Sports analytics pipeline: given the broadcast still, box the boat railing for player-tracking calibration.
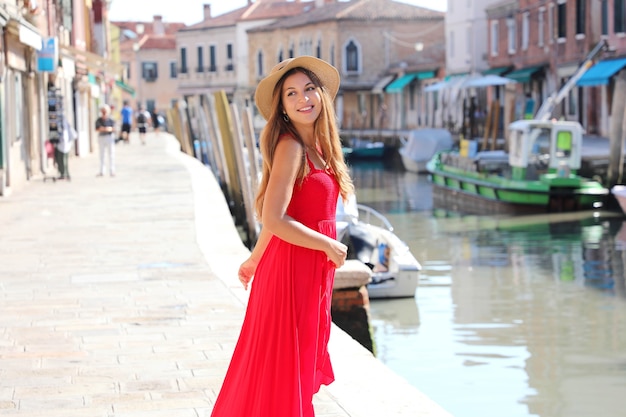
[356,204,394,232]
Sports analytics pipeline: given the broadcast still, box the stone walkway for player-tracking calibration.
[0,132,453,417]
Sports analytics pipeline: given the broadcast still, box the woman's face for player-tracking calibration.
[281,71,322,128]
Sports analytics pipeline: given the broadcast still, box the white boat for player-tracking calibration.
[398,128,454,173]
[336,195,421,299]
[612,185,626,214]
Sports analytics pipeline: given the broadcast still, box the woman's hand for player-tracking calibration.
[238,257,258,290]
[325,239,348,269]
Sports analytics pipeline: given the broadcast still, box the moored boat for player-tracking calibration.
[398,128,454,173]
[426,119,609,214]
[611,185,626,215]
[342,137,386,160]
[336,196,421,298]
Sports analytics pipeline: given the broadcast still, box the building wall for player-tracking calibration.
[248,13,444,131]
[446,0,502,75]
[136,47,178,112]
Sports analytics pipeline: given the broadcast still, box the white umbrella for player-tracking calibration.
[463,74,516,88]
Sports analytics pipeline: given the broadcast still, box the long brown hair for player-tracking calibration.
[254,67,353,219]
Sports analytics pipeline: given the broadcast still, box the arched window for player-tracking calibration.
[316,40,322,58]
[344,39,360,73]
[289,43,294,58]
[278,49,284,63]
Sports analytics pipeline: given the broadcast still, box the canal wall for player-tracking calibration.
[175,137,454,417]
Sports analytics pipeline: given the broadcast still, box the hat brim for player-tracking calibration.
[255,56,340,121]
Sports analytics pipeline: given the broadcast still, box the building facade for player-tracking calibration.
[0,0,133,197]
[247,0,445,131]
[486,0,626,137]
[175,0,309,110]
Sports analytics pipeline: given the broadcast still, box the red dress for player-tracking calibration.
[210,150,339,417]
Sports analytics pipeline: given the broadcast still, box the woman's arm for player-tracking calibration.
[261,138,347,267]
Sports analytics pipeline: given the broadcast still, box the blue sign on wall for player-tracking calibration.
[37,37,58,72]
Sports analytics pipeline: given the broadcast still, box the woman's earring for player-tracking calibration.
[282,112,290,123]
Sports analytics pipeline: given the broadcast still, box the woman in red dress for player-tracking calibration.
[210,56,354,417]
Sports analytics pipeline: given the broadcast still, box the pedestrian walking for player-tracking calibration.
[95,104,116,177]
[119,100,133,144]
[210,56,354,417]
[53,119,77,180]
[136,106,151,145]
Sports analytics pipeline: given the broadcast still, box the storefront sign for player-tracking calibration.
[37,37,58,72]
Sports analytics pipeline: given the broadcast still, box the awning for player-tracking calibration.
[577,58,626,86]
[482,66,511,76]
[372,75,395,94]
[506,65,544,82]
[385,70,436,93]
[463,74,516,88]
[423,80,447,92]
[116,80,136,96]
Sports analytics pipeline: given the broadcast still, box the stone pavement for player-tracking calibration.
[0,132,453,417]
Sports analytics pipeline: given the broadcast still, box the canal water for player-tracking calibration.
[348,157,626,417]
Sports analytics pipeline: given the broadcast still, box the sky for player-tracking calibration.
[108,0,447,25]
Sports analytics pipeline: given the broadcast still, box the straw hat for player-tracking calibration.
[254,56,340,121]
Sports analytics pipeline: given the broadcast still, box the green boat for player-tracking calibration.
[426,119,609,215]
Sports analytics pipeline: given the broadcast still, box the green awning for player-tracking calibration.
[482,66,511,76]
[115,80,136,96]
[506,65,544,82]
[385,71,436,93]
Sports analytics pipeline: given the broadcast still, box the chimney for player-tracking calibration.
[203,4,211,20]
[153,15,164,35]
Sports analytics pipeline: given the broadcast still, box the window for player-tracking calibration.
[507,18,516,54]
[575,0,585,36]
[449,30,455,58]
[209,45,216,72]
[490,21,499,56]
[226,43,234,71]
[142,62,158,81]
[616,0,626,33]
[197,46,204,72]
[345,39,359,73]
[557,1,566,39]
[278,49,283,62]
[169,61,177,78]
[180,47,187,73]
[601,0,608,35]
[330,44,335,67]
[257,51,264,78]
[538,8,545,47]
[316,40,321,59]
[522,12,529,50]
[123,62,131,80]
[289,44,294,58]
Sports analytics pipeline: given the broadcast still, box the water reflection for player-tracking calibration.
[350,161,626,417]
